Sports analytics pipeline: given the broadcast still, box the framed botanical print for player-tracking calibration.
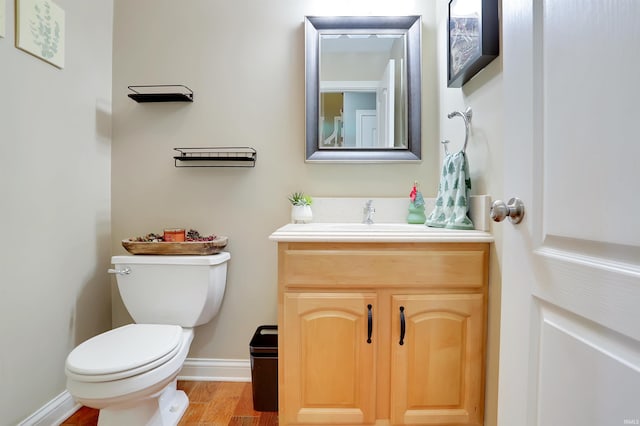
[15,0,65,68]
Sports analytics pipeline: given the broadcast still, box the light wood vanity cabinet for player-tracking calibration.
[277,242,489,426]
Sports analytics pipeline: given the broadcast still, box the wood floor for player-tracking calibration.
[60,381,278,426]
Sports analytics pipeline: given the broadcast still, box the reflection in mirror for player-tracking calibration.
[305,16,422,162]
[320,34,403,149]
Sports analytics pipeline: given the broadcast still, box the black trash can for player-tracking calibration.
[249,325,278,411]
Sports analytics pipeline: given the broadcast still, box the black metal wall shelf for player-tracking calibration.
[128,85,194,102]
[173,147,257,168]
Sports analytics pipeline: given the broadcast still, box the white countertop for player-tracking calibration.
[269,223,494,243]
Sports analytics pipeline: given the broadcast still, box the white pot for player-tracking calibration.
[291,205,313,224]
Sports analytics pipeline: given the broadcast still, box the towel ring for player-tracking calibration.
[441,107,472,155]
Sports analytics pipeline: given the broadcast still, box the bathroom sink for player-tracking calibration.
[269,222,493,243]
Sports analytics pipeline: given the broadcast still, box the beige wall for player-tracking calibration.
[0,1,113,424]
[111,4,504,423]
[111,1,439,359]
[436,1,503,425]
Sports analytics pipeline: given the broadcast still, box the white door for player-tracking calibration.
[498,1,640,425]
[355,109,377,147]
[377,59,395,147]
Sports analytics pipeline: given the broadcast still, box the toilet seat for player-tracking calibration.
[66,324,183,382]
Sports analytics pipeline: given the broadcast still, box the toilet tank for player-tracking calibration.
[111,253,230,327]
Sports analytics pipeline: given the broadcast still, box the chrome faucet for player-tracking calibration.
[363,200,375,224]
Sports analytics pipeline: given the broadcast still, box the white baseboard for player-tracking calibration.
[178,357,251,382]
[18,390,79,426]
[21,358,251,425]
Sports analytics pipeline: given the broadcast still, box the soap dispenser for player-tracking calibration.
[407,182,426,224]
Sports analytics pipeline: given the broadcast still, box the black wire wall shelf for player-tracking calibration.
[128,85,194,103]
[173,147,257,168]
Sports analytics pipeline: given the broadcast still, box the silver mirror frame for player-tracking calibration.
[305,15,422,163]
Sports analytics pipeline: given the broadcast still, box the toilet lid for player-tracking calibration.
[66,324,183,381]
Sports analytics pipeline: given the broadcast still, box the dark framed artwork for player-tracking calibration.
[447,0,499,88]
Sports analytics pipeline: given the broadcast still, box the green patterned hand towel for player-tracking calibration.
[426,151,474,230]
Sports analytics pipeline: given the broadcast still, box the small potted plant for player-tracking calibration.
[288,192,313,223]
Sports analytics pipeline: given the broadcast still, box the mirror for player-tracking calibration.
[305,16,422,162]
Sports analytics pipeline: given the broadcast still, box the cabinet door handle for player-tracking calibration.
[399,306,406,346]
[367,304,373,344]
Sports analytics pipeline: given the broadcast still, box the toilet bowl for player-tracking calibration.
[65,253,230,426]
[66,324,193,424]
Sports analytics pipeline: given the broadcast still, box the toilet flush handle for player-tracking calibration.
[107,267,131,275]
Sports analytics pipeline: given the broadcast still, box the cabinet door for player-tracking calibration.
[390,294,484,425]
[283,292,377,425]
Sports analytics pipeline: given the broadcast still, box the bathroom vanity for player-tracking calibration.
[270,223,492,426]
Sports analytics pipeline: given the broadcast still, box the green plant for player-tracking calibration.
[288,192,312,206]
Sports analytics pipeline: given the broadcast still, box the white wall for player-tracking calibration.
[436,1,503,425]
[111,0,439,359]
[0,1,113,424]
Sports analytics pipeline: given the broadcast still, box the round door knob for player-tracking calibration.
[491,197,525,224]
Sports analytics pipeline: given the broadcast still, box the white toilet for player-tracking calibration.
[65,253,231,426]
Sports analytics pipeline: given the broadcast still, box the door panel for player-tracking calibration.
[390,294,484,425]
[537,305,640,425]
[355,109,377,148]
[283,292,377,425]
[542,0,640,247]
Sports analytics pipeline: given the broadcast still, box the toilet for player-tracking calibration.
[65,253,230,426]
